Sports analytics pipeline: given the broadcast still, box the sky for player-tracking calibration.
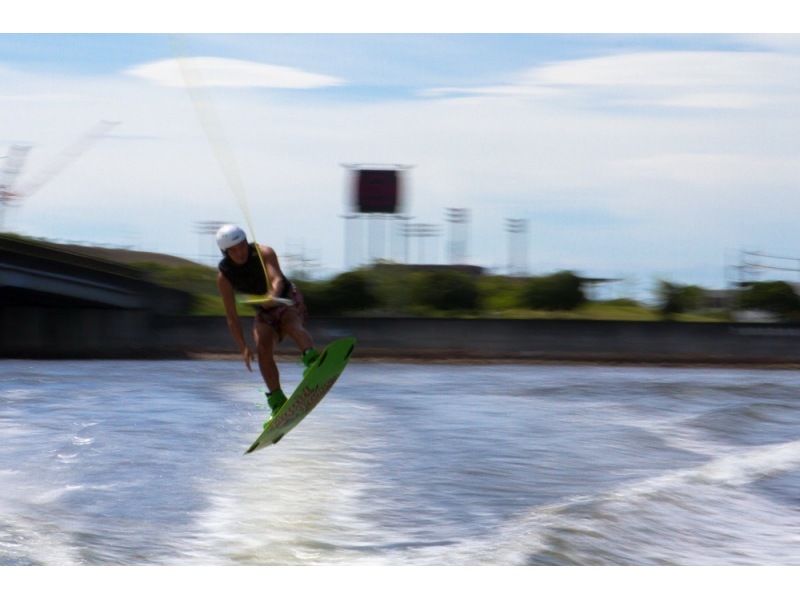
[2,6,800,298]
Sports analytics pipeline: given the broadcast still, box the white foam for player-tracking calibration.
[32,485,85,505]
[0,470,82,565]
[0,388,41,400]
[693,439,800,486]
[174,399,403,565]
[445,439,800,565]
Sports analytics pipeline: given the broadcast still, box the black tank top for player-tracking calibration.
[218,243,291,297]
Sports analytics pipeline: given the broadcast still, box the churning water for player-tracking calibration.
[2,359,800,565]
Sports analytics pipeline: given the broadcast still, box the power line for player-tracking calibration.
[741,261,800,273]
[742,250,800,262]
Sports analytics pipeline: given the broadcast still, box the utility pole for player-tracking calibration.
[340,213,360,270]
[444,207,470,264]
[505,218,528,276]
[393,215,414,264]
[401,222,441,264]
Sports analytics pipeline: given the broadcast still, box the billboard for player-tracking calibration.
[354,169,401,213]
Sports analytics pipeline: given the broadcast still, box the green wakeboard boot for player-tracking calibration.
[301,347,321,377]
[264,388,288,428]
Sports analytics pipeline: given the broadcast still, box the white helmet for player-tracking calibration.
[215,224,247,251]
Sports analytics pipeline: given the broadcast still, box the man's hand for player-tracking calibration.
[242,345,255,371]
[259,295,294,308]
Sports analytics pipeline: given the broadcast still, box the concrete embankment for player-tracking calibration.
[3,309,800,366]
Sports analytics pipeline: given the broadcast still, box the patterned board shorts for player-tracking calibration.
[255,283,309,342]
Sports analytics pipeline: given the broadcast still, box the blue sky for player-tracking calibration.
[2,28,800,298]
[0,33,778,90]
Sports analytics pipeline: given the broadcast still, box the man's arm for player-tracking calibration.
[217,272,253,371]
[260,245,286,298]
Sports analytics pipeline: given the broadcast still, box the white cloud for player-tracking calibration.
[421,85,560,99]
[124,57,344,89]
[0,92,84,102]
[618,92,769,110]
[530,52,798,88]
[427,51,800,110]
[4,46,800,286]
[735,34,800,53]
[609,153,800,188]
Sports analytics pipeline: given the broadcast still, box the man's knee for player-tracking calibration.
[254,323,276,350]
[282,310,304,332]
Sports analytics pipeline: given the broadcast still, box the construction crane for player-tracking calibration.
[0,144,31,229]
[1,120,119,230]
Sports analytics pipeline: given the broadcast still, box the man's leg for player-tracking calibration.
[281,309,314,353]
[280,309,319,374]
[253,318,288,418]
[253,317,280,392]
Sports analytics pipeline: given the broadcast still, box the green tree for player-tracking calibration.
[657,281,708,318]
[327,271,379,313]
[519,271,586,310]
[739,281,800,319]
[298,279,335,316]
[409,271,480,311]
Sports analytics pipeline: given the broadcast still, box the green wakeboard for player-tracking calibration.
[245,336,355,454]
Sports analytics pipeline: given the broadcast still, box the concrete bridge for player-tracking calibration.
[1,234,192,357]
[1,234,191,311]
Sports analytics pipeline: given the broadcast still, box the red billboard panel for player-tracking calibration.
[355,169,400,213]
